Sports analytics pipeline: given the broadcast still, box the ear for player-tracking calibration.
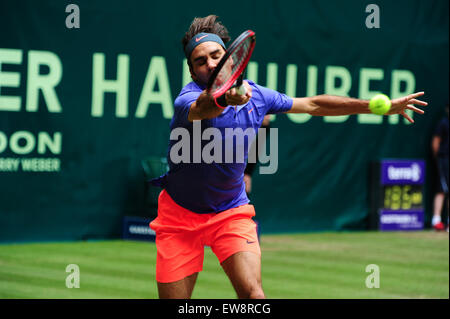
[189,63,197,81]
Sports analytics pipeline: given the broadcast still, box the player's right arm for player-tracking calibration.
[188,91,224,121]
[188,82,252,121]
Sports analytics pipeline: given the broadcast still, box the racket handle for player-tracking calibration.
[235,73,246,95]
[237,84,246,95]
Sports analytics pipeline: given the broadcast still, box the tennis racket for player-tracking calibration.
[207,30,256,99]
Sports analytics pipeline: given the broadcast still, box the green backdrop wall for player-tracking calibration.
[0,0,448,242]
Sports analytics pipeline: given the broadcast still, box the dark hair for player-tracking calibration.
[182,15,230,64]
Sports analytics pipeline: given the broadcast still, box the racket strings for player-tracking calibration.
[211,38,251,93]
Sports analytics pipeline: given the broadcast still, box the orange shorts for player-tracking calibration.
[149,189,260,283]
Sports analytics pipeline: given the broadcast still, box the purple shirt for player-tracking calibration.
[151,80,293,213]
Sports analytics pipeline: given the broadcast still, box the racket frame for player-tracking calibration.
[207,30,256,99]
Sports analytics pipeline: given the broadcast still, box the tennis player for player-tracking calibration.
[149,15,427,299]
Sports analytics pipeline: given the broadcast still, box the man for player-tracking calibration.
[431,105,449,231]
[149,15,427,299]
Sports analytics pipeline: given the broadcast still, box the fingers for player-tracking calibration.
[401,111,414,123]
[225,89,237,105]
[408,91,425,99]
[409,98,428,106]
[406,104,425,114]
[390,92,426,123]
[225,82,252,106]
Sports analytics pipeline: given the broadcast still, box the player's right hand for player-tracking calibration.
[225,81,252,106]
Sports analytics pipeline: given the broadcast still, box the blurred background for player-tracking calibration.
[0,0,448,243]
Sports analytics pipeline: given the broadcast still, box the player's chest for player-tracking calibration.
[212,102,262,130]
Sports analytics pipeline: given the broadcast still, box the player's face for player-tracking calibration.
[189,42,225,85]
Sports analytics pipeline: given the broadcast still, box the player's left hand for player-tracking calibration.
[387,91,427,123]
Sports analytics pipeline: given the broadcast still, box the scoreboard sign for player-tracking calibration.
[369,160,425,231]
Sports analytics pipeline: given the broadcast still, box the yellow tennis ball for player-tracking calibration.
[369,94,391,115]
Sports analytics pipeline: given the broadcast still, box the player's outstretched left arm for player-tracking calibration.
[286,92,427,123]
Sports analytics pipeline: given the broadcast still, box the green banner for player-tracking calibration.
[0,0,448,242]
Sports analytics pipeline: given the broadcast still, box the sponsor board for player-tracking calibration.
[381,159,425,185]
[122,216,155,242]
[379,210,424,231]
[374,159,425,231]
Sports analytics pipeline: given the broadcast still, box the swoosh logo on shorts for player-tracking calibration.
[246,240,256,244]
[195,35,208,42]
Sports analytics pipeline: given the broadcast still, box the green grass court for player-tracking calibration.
[0,231,448,299]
